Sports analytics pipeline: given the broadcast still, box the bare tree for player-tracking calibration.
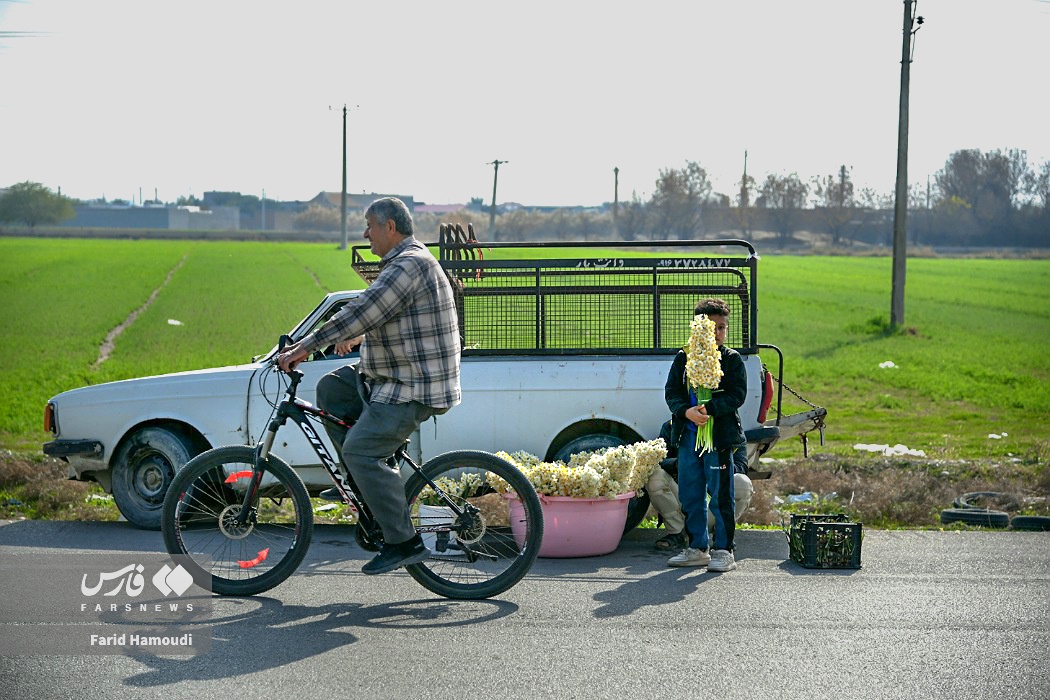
[617,193,649,241]
[648,161,712,240]
[812,165,855,246]
[734,172,756,236]
[498,209,532,241]
[853,187,893,245]
[758,173,808,246]
[1034,161,1050,210]
[293,204,340,232]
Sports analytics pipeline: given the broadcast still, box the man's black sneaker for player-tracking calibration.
[319,487,342,502]
[361,535,431,575]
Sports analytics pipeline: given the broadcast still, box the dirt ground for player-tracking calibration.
[2,450,1047,529]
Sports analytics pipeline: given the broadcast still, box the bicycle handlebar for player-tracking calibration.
[270,334,304,384]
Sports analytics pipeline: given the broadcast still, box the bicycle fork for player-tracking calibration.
[232,413,285,528]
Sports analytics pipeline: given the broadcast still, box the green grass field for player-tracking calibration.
[2,237,1048,464]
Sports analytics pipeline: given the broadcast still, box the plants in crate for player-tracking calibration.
[787,513,863,569]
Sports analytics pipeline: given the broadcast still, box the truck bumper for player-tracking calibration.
[43,439,104,459]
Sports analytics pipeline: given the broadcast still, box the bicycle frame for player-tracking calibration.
[233,368,465,537]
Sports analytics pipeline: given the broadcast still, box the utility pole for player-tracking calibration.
[738,150,750,236]
[739,150,749,208]
[488,159,508,237]
[261,188,266,231]
[613,167,619,236]
[891,1,923,328]
[340,104,348,250]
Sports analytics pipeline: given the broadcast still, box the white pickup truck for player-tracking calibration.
[43,235,826,529]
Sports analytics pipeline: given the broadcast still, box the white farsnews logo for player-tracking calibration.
[80,563,193,597]
[152,564,194,596]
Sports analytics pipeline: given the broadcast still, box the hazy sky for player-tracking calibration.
[2,0,1047,207]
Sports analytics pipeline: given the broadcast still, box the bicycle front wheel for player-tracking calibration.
[161,446,314,596]
[403,450,543,600]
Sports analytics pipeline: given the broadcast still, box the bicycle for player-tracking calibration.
[160,338,544,600]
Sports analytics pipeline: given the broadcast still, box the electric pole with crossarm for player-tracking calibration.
[488,159,508,238]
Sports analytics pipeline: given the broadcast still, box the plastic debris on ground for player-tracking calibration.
[878,360,897,369]
[853,443,927,457]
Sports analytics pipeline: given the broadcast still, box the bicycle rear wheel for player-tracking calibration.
[161,446,314,596]
[403,450,543,600]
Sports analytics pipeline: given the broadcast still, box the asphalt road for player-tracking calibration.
[0,519,1047,700]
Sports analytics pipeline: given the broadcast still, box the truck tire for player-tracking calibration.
[112,426,200,530]
[939,508,1010,528]
[551,433,651,535]
[622,491,652,534]
[551,434,628,463]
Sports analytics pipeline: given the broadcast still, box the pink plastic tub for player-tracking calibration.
[507,492,634,558]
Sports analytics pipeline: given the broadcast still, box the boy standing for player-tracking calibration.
[664,298,747,572]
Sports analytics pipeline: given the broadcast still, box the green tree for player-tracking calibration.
[205,191,261,219]
[0,181,76,228]
[934,148,1032,238]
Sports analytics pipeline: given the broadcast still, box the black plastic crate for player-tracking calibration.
[788,514,862,569]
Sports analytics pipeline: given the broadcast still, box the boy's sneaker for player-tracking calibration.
[708,549,737,572]
[667,547,711,567]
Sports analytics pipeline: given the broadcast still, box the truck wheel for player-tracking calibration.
[551,434,627,463]
[112,427,199,530]
[551,434,651,535]
[622,491,652,534]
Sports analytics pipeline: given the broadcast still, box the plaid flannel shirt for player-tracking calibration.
[299,236,462,408]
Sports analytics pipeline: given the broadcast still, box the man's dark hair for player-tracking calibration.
[694,298,731,317]
[366,197,414,236]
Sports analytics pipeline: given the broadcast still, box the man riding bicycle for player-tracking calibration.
[277,197,462,575]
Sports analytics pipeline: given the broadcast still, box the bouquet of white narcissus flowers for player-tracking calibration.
[685,313,723,453]
[487,439,667,499]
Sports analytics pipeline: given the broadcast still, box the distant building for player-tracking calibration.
[307,192,416,213]
[56,203,240,230]
[48,191,421,232]
[416,203,466,215]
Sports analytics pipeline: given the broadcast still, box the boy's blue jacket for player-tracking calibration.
[664,346,747,452]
